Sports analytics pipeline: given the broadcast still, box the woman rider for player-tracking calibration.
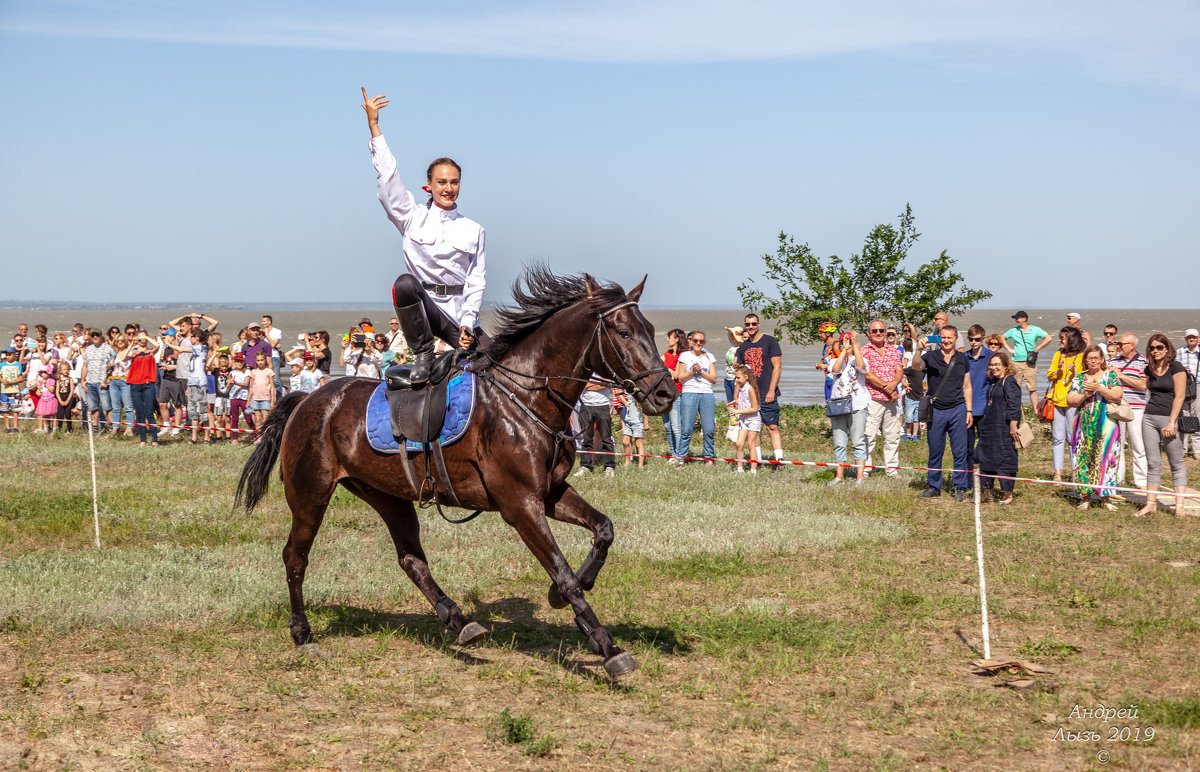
[362,87,486,385]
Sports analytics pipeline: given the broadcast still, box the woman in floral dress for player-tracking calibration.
[1066,345,1125,510]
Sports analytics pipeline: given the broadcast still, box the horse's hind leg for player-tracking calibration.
[343,481,488,646]
[544,485,614,609]
[282,478,338,646]
[501,501,637,676]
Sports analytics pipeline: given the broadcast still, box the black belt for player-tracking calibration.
[422,282,464,298]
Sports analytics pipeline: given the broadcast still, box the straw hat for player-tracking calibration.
[725,326,745,342]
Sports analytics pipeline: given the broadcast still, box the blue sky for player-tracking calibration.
[2,1,1197,309]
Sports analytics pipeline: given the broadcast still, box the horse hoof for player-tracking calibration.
[456,622,489,646]
[547,584,569,609]
[603,651,638,677]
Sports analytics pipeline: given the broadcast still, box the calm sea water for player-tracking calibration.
[3,307,1196,404]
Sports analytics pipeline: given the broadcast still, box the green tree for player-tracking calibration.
[737,205,991,345]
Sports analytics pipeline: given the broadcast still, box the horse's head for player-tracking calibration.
[588,275,676,417]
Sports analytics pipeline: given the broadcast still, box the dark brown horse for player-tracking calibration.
[236,269,675,676]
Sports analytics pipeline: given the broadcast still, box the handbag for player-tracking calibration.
[1037,388,1055,423]
[1015,420,1035,449]
[1106,396,1134,423]
[825,395,854,417]
[725,424,740,443]
[1178,414,1200,434]
[1026,351,1039,368]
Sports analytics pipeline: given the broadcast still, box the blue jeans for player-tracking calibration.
[831,406,868,464]
[108,379,134,431]
[723,378,735,402]
[662,397,683,460]
[130,382,159,443]
[927,402,970,491]
[83,383,110,430]
[678,390,716,461]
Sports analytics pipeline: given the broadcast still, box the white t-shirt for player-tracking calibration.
[344,349,382,379]
[580,380,612,407]
[831,357,871,412]
[265,328,282,362]
[677,350,717,394]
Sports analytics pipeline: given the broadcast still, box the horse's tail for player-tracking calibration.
[235,391,307,512]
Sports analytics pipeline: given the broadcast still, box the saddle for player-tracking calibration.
[383,350,459,441]
[381,350,483,523]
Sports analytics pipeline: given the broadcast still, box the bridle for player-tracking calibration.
[475,297,670,442]
[592,300,673,405]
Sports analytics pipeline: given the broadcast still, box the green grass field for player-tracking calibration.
[1,404,1197,770]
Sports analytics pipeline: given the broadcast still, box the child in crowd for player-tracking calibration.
[33,366,57,432]
[186,330,209,444]
[0,347,22,433]
[229,353,253,444]
[616,389,645,468]
[248,351,275,428]
[211,353,232,442]
[728,365,762,473]
[53,361,76,433]
[286,358,304,393]
[295,353,326,393]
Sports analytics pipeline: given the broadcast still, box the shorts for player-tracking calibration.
[186,385,206,420]
[0,393,17,412]
[903,396,920,423]
[157,378,185,405]
[738,413,762,432]
[212,397,231,416]
[250,399,272,411]
[622,415,644,438]
[758,400,780,427]
[1011,361,1038,394]
[206,392,216,405]
[83,382,107,412]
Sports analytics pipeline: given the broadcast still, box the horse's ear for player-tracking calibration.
[585,274,599,299]
[627,275,647,303]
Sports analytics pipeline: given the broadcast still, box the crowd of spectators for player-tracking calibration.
[1,313,410,445]
[4,310,1197,513]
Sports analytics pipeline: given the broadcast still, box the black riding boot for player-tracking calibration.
[395,301,434,386]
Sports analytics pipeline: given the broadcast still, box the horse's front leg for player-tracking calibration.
[500,498,637,677]
[544,485,614,610]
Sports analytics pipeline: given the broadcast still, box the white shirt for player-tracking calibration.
[677,350,717,394]
[265,327,282,361]
[344,349,382,379]
[369,135,486,329]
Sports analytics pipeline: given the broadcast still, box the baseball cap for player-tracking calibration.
[1,346,15,354]
[288,358,304,367]
[1011,310,1028,320]
[302,351,315,360]
[1186,328,1199,338]
[1066,313,1081,320]
[163,329,177,338]
[233,353,246,361]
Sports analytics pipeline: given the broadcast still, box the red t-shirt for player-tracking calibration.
[663,350,682,393]
[126,352,158,385]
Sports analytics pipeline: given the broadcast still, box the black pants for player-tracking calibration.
[578,403,615,470]
[391,274,467,349]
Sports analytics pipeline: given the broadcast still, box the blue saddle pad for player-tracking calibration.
[365,373,476,454]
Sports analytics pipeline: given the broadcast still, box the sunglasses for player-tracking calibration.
[744,322,759,327]
[690,339,706,344]
[869,329,886,333]
[1148,344,1166,351]
[968,337,983,342]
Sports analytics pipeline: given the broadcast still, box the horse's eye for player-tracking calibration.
[617,329,631,339]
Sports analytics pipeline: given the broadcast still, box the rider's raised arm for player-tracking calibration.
[363,87,415,235]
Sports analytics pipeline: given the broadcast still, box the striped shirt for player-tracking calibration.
[1111,354,1149,409]
[1176,346,1200,381]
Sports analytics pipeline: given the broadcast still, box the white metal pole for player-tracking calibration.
[973,463,990,660]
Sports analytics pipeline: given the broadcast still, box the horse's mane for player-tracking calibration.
[481,265,627,364]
